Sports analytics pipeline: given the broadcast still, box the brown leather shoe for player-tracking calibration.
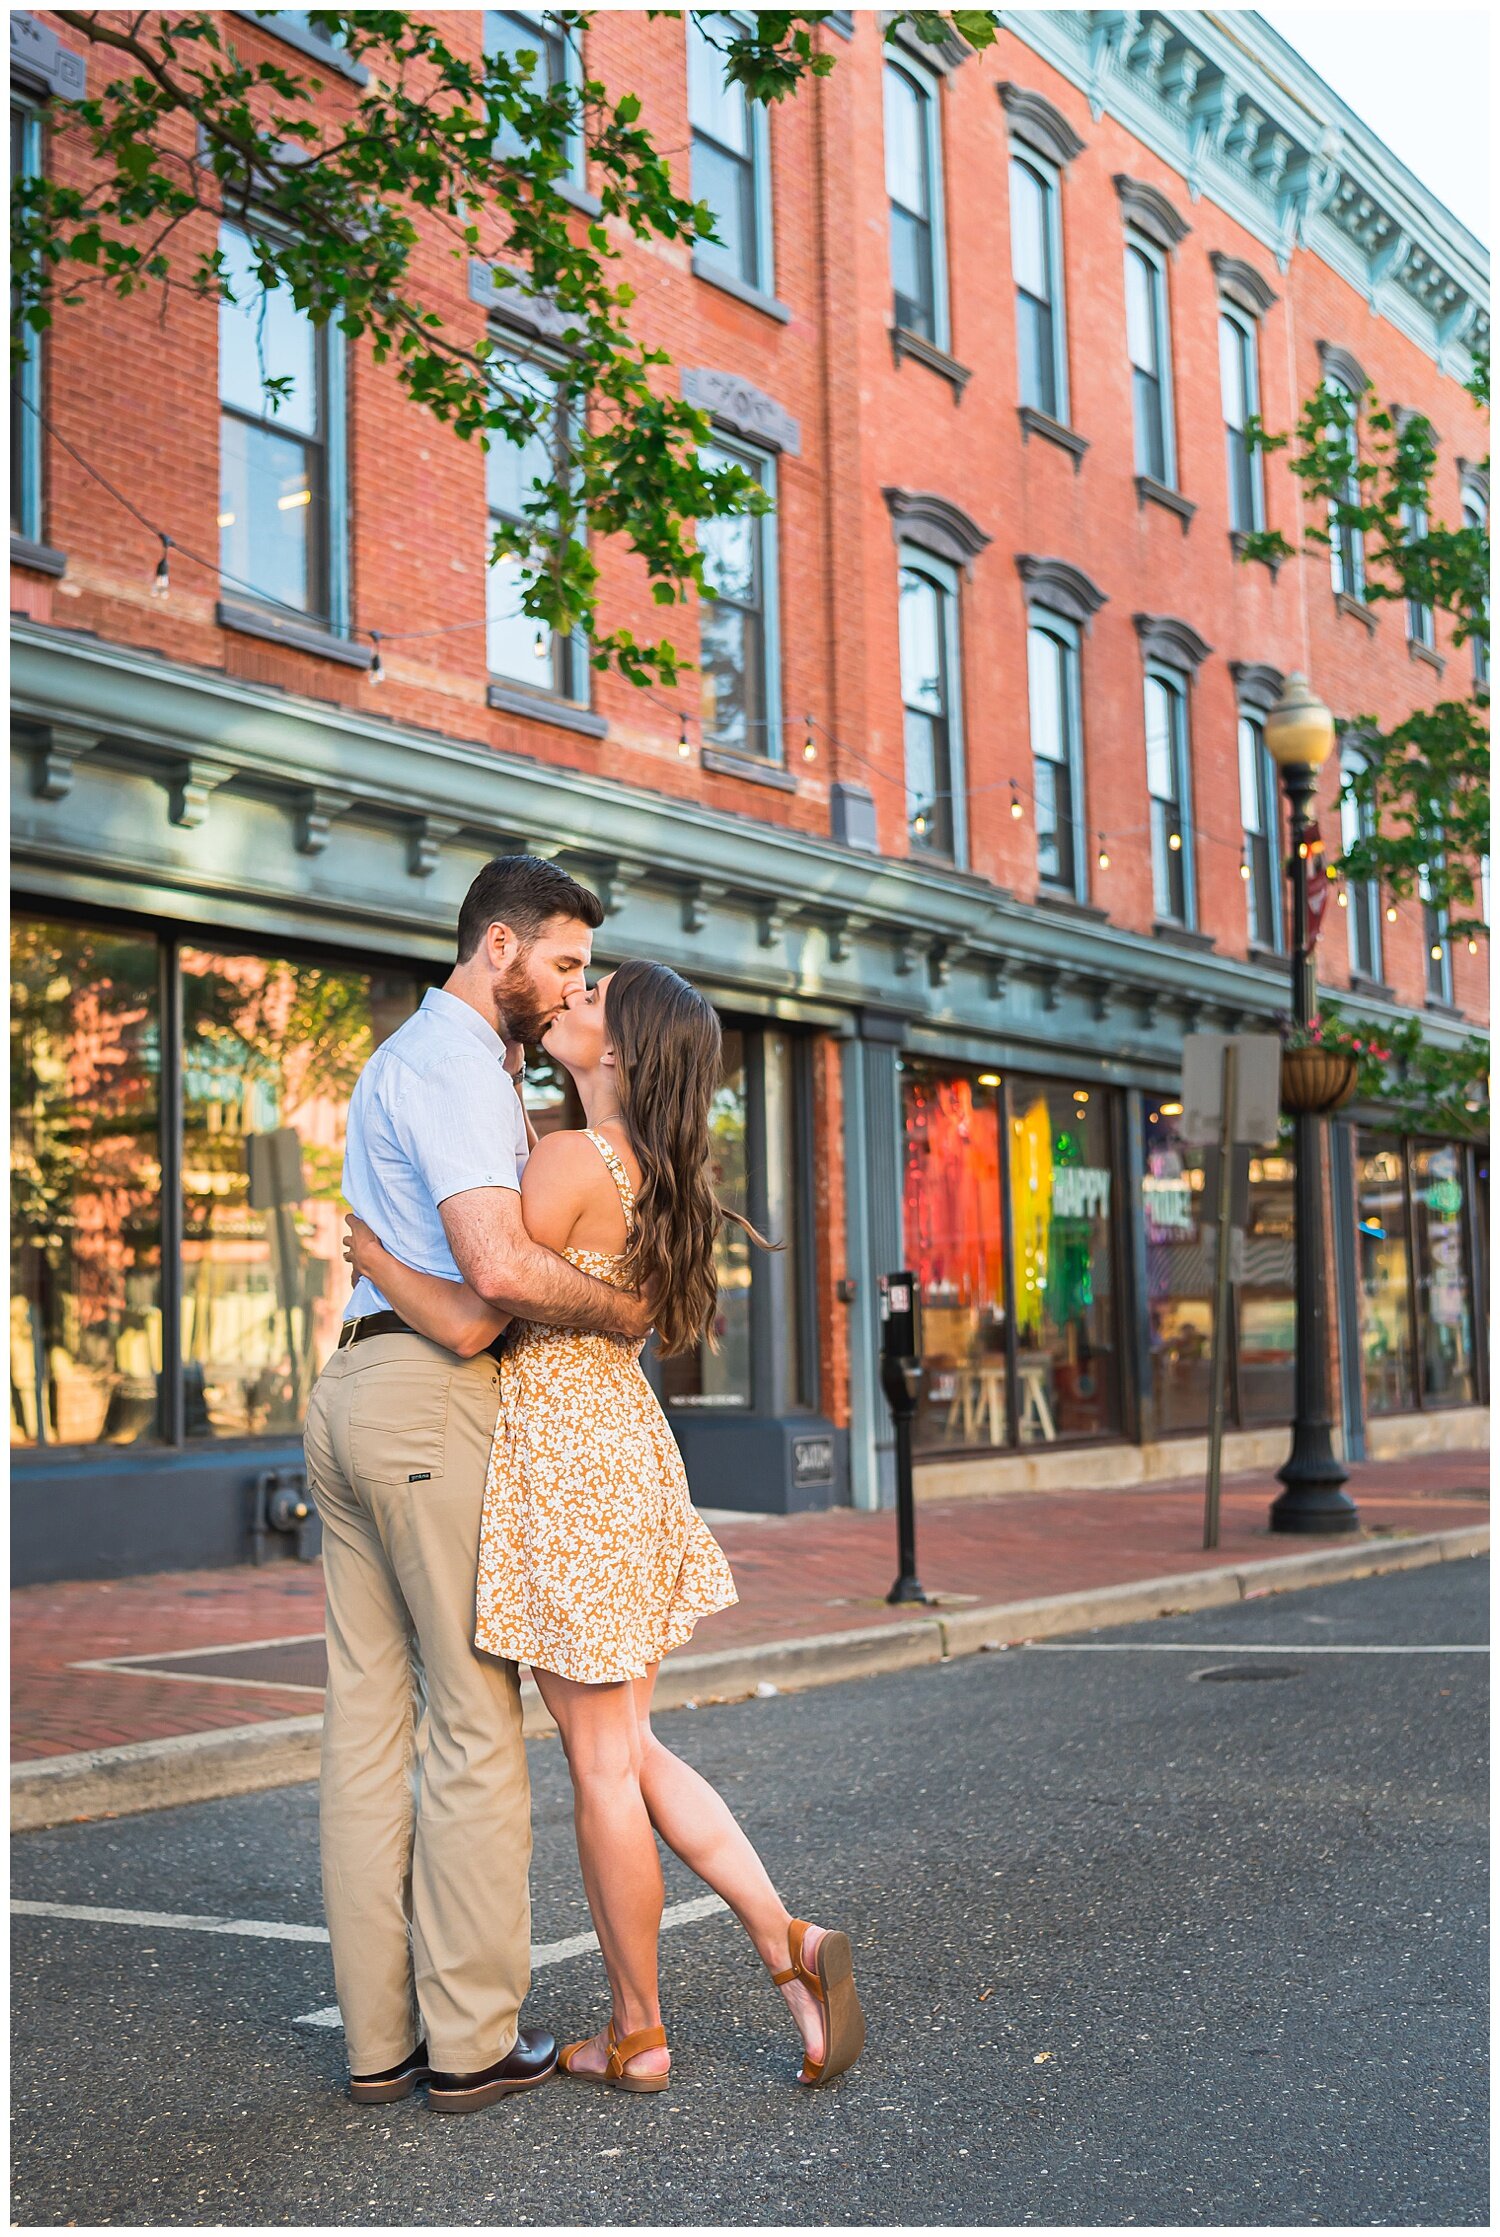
[427,2027,558,2114]
[348,2042,431,2104]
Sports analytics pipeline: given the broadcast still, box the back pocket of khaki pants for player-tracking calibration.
[348,1370,449,1486]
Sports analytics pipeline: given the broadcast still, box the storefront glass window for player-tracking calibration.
[11,918,163,1448]
[1010,1081,1118,1441]
[1237,1146,1296,1421]
[1411,1142,1476,1405]
[902,1070,1005,1451]
[659,1028,752,1411]
[1142,1105,1212,1432]
[1355,1133,1415,1416]
[764,1030,807,1408]
[180,951,419,1438]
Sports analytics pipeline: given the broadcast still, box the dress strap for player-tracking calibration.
[583,1128,637,1226]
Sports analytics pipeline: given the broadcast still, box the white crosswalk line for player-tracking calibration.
[8,1890,730,2032]
[1024,1641,1487,1654]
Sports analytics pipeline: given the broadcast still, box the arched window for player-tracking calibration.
[899,556,963,860]
[1011,155,1066,421]
[885,59,945,344]
[1325,375,1365,601]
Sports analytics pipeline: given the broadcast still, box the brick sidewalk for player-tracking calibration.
[12,1452,1487,1764]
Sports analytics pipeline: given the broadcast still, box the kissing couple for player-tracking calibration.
[304,854,865,2113]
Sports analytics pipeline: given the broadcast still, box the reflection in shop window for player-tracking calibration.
[1237,1147,1296,1421]
[11,919,163,1448]
[1143,1104,1211,1432]
[180,951,419,1438]
[659,1029,751,1409]
[1010,1081,1118,1441]
[902,1069,1005,1453]
[1411,1142,1475,1405]
[1356,1134,1415,1415]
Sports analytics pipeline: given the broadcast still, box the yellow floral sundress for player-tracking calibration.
[473,1129,739,1683]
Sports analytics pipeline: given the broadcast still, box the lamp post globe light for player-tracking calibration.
[1263,673,1361,1534]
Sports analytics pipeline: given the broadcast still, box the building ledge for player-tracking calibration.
[1408,635,1445,674]
[10,534,67,578]
[218,601,374,670]
[1229,527,1281,580]
[1032,888,1110,924]
[1017,406,1088,470]
[1348,973,1397,1004]
[1136,475,1196,530]
[690,254,792,324]
[486,681,606,739]
[891,326,972,398]
[1246,940,1287,970]
[1152,921,1216,953]
[1334,591,1380,634]
[231,9,369,83]
[701,746,798,792]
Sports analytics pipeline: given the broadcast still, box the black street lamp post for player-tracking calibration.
[1264,673,1361,1535]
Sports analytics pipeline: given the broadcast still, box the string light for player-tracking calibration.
[1009,780,1024,820]
[1467,937,1479,954]
[1430,942,1444,960]
[913,811,929,837]
[1096,834,1110,870]
[368,630,385,685]
[802,713,817,763]
[1168,831,1182,852]
[677,713,691,760]
[1239,853,1251,881]
[1337,890,1349,908]
[150,534,172,597]
[1386,903,1399,922]
[532,625,549,662]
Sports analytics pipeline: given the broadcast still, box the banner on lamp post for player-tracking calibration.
[1304,820,1329,945]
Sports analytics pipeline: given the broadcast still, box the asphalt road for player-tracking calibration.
[11,1557,1488,2228]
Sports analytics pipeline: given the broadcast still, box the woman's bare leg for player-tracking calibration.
[629,1666,829,2067]
[533,1667,670,2079]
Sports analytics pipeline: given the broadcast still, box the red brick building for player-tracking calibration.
[10,8,1489,1581]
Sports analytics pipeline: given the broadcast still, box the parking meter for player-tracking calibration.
[879,1272,929,1605]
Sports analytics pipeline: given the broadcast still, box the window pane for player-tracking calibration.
[659,1030,751,1408]
[899,567,944,713]
[890,206,933,336]
[11,102,36,538]
[883,64,927,215]
[1009,160,1049,300]
[1238,714,1264,833]
[486,363,559,524]
[698,494,758,604]
[219,415,320,616]
[687,13,750,154]
[1144,677,1177,802]
[1016,291,1055,417]
[903,1069,1006,1451]
[1218,314,1248,430]
[1411,1143,1475,1405]
[1010,1081,1118,1441]
[1029,625,1073,890]
[1125,248,1157,374]
[1133,369,1165,482]
[11,919,163,1449]
[1356,1134,1415,1415]
[180,952,419,1439]
[488,10,567,161]
[1143,1104,1212,1432]
[1237,1147,1296,1419]
[763,1030,806,1408]
[218,227,319,434]
[700,597,765,753]
[692,135,757,283]
[486,548,555,688]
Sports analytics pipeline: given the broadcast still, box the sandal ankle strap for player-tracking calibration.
[772,1918,816,1991]
[606,2020,668,2075]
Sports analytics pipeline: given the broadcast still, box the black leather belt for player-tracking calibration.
[338,1310,505,1363]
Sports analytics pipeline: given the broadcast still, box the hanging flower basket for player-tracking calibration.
[1280,1045,1359,1114]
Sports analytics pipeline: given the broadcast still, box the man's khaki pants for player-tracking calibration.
[303,1331,530,2077]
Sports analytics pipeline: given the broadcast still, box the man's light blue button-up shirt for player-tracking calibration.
[342,987,529,1319]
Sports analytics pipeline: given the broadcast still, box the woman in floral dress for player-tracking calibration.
[344,960,864,2095]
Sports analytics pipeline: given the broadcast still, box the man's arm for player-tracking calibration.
[441,1188,651,1338]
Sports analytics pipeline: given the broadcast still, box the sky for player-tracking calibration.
[1258,8,1490,246]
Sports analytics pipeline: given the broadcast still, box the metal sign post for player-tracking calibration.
[1180,1033,1283,1552]
[879,1271,930,1605]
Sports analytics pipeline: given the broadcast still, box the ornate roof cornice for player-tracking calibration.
[1002,10,1488,380]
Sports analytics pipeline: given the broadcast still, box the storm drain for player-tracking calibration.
[1191,1663,1303,1683]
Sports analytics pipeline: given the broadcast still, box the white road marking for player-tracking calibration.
[69,1636,328,1694]
[1024,1642,1487,1655]
[10,1890,730,2034]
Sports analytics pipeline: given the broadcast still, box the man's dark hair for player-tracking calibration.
[456,855,604,962]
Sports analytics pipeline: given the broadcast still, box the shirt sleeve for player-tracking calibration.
[388,1048,522,1206]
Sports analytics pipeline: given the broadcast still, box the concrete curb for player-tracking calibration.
[12,1526,1486,1832]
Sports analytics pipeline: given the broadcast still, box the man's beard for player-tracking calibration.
[493,954,556,1047]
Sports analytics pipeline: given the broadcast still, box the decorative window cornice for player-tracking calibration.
[1016,555,1108,632]
[997,83,1085,169]
[1229,659,1284,714]
[11,11,87,98]
[1210,249,1277,318]
[1317,340,1370,396]
[681,369,801,457]
[1458,458,1489,508]
[883,488,991,573]
[881,13,970,74]
[1114,172,1191,251]
[1134,612,1213,673]
[998,11,1488,380]
[469,259,576,349]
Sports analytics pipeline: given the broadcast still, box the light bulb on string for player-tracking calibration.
[1096,834,1110,870]
[677,714,691,760]
[368,631,385,685]
[1467,937,1479,955]
[150,534,172,597]
[1430,942,1444,961]
[1168,830,1182,852]
[1009,780,1024,820]
[1386,903,1398,922]
[1239,853,1251,881]
[1338,890,1348,908]
[532,625,549,663]
[913,811,929,837]
[802,714,817,763]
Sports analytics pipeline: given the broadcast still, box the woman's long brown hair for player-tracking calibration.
[605,959,774,1356]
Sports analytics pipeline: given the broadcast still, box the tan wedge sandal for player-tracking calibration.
[558,2020,671,2094]
[773,1920,866,2088]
